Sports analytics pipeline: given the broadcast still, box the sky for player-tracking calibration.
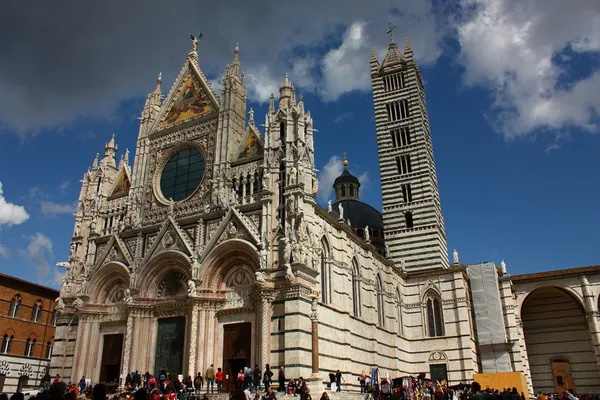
[0,0,599,289]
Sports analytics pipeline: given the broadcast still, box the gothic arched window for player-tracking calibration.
[1,334,12,353]
[320,238,330,304]
[9,294,21,318]
[51,308,57,325]
[376,275,385,327]
[45,339,54,359]
[426,292,444,337]
[351,261,361,317]
[31,300,43,322]
[24,338,36,357]
[397,287,403,335]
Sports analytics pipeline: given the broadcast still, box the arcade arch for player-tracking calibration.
[521,286,600,395]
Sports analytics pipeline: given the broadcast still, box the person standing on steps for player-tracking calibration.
[263,364,274,391]
[215,367,224,393]
[194,373,204,398]
[252,364,262,393]
[278,367,286,393]
[206,364,215,393]
[335,370,344,392]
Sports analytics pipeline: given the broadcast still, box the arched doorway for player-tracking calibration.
[521,287,600,394]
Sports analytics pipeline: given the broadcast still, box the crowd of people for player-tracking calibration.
[2,369,600,400]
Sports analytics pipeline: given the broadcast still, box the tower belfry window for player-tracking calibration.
[405,211,414,228]
[396,155,412,175]
[402,184,412,203]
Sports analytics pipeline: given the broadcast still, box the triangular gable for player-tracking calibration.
[200,205,261,263]
[235,126,264,161]
[95,234,134,268]
[109,168,131,197]
[143,216,195,264]
[151,56,220,134]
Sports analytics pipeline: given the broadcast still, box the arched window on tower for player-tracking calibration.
[351,261,361,317]
[425,292,444,337]
[8,294,21,318]
[31,300,43,322]
[320,238,330,304]
[376,275,385,327]
[1,334,13,353]
[405,211,414,228]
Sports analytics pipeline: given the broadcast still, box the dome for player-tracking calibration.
[334,168,360,186]
[331,199,383,231]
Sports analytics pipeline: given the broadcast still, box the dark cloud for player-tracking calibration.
[0,0,447,134]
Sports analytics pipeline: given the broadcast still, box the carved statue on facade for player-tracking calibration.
[187,280,197,297]
[453,249,459,264]
[55,297,65,312]
[73,297,84,309]
[285,263,295,282]
[262,168,270,191]
[255,271,267,284]
[129,271,136,288]
[124,288,133,304]
[69,243,77,262]
[400,258,406,272]
[501,260,507,274]
[385,244,391,258]
[338,203,344,220]
[191,256,201,279]
[281,237,292,266]
[365,226,370,242]
[327,200,332,213]
[312,177,319,196]
[289,165,297,185]
[259,245,268,270]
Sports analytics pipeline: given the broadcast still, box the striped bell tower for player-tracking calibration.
[370,33,449,271]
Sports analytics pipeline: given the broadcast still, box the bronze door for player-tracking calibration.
[154,317,186,378]
[222,323,251,392]
[99,334,124,384]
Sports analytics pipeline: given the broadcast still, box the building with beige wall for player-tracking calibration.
[49,34,600,396]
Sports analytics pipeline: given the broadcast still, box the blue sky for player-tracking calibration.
[0,0,599,288]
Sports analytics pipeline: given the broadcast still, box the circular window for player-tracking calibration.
[160,148,205,202]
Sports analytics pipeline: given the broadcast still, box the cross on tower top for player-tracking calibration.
[386,22,396,41]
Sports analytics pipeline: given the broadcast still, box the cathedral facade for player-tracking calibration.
[49,36,600,395]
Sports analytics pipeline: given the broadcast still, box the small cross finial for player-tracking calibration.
[387,22,396,41]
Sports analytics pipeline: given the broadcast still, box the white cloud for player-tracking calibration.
[0,182,30,226]
[245,66,281,103]
[40,201,77,217]
[58,180,70,192]
[317,155,344,204]
[0,244,9,258]
[20,233,54,284]
[320,22,373,101]
[455,0,600,138]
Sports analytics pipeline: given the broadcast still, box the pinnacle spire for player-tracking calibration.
[269,93,275,112]
[248,108,255,125]
[92,153,99,168]
[404,37,413,57]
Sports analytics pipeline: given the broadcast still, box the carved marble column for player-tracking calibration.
[306,295,323,392]
[120,313,134,388]
[258,291,274,368]
[188,303,199,378]
[197,309,207,376]
[70,315,86,382]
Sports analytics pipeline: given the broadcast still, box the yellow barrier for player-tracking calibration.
[473,372,529,397]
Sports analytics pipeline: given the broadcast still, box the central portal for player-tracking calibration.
[154,317,186,377]
[223,322,252,392]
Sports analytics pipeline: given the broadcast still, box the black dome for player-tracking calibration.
[330,199,384,230]
[334,168,360,186]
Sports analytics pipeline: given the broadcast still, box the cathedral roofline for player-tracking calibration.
[510,264,600,282]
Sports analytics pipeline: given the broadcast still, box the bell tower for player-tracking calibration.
[371,31,448,271]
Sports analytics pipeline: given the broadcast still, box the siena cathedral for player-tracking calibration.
[51,35,600,396]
